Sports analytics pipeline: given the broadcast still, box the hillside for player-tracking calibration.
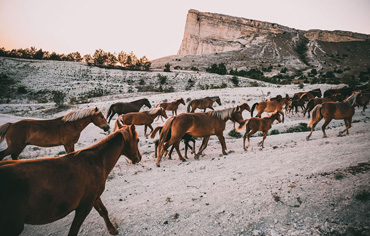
[0,57,369,235]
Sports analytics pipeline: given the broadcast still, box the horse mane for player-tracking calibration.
[209,96,220,101]
[62,107,99,122]
[344,92,360,106]
[148,107,162,115]
[208,107,237,120]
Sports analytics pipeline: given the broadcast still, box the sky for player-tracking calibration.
[0,0,369,60]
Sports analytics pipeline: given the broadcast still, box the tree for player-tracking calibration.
[106,52,117,66]
[93,49,108,65]
[164,63,171,72]
[117,51,128,66]
[83,54,93,64]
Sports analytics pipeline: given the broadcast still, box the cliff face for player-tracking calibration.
[178,9,369,56]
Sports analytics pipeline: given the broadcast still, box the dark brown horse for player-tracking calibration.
[355,91,369,113]
[303,97,333,118]
[150,126,196,160]
[156,106,245,167]
[237,111,281,150]
[251,95,289,122]
[0,107,110,161]
[306,92,360,140]
[114,107,168,138]
[156,98,185,116]
[187,96,221,113]
[0,125,141,236]
[106,98,151,123]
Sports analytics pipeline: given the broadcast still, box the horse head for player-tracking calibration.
[240,103,251,112]
[231,106,245,126]
[120,125,141,164]
[92,107,110,132]
[272,111,282,123]
[158,107,168,119]
[144,98,152,108]
[215,97,222,106]
[179,98,185,105]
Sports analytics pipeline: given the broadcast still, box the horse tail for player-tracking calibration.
[150,126,163,139]
[307,104,322,127]
[304,99,313,117]
[106,104,115,123]
[251,103,258,117]
[187,101,192,112]
[237,119,248,132]
[158,117,175,157]
[0,122,12,143]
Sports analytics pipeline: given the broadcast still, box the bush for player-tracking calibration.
[250,81,259,87]
[52,91,66,107]
[270,129,280,135]
[17,86,27,94]
[228,129,242,138]
[190,66,199,71]
[285,123,310,133]
[230,76,239,87]
[157,74,167,85]
[164,63,171,72]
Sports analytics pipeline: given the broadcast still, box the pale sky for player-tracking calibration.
[0,0,369,60]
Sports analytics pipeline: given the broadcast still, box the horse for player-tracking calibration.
[150,126,196,160]
[324,86,352,99]
[303,97,333,118]
[106,98,152,123]
[156,106,245,167]
[187,96,221,113]
[306,92,360,140]
[231,102,251,128]
[156,98,185,116]
[355,91,369,113]
[0,124,141,236]
[237,111,281,150]
[251,94,289,122]
[114,107,168,138]
[0,107,110,161]
[288,98,306,114]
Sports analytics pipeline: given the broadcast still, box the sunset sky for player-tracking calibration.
[0,0,369,60]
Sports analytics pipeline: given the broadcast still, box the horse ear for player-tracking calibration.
[130,124,136,134]
[95,107,98,112]
[236,105,241,112]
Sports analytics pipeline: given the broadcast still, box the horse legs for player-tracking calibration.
[107,112,116,124]
[144,125,154,138]
[340,118,352,135]
[64,143,75,153]
[173,140,186,162]
[68,205,94,236]
[94,197,117,235]
[216,134,228,155]
[321,117,332,138]
[196,136,210,159]
[168,145,175,159]
[258,132,267,148]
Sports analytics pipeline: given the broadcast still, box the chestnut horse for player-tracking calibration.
[306,92,360,140]
[150,126,196,160]
[0,125,141,236]
[0,107,109,161]
[251,94,289,122]
[156,98,185,116]
[237,111,281,150]
[303,97,333,118]
[231,103,251,129]
[106,98,152,123]
[156,106,245,167]
[114,107,168,138]
[187,96,221,113]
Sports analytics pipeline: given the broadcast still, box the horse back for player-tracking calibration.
[322,102,354,119]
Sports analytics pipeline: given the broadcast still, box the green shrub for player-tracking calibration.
[270,129,280,135]
[228,129,242,138]
[52,91,66,107]
[230,76,239,87]
[285,123,310,133]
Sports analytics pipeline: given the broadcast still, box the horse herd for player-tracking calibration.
[0,86,368,235]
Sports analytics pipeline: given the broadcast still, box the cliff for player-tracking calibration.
[178,9,370,56]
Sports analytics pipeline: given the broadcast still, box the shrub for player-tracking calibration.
[157,74,167,85]
[52,91,66,107]
[164,63,171,72]
[270,129,280,135]
[285,123,310,133]
[230,76,239,87]
[250,81,259,87]
[17,86,27,94]
[190,66,199,71]
[228,129,242,138]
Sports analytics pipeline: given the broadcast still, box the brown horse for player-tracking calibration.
[231,102,251,128]
[251,94,289,122]
[115,107,168,138]
[150,126,196,160]
[303,97,333,118]
[355,91,369,113]
[0,124,141,236]
[156,98,185,116]
[306,92,360,140]
[237,111,281,150]
[0,107,110,161]
[187,96,221,113]
[106,98,152,123]
[156,106,245,167]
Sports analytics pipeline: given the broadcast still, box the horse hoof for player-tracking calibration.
[306,136,310,141]
[109,227,118,235]
[156,164,160,167]
[194,155,199,160]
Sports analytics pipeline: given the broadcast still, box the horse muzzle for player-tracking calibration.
[102,125,110,132]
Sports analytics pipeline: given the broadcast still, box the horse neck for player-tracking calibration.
[134,99,146,107]
[94,133,124,179]
[68,115,95,132]
[265,115,277,124]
